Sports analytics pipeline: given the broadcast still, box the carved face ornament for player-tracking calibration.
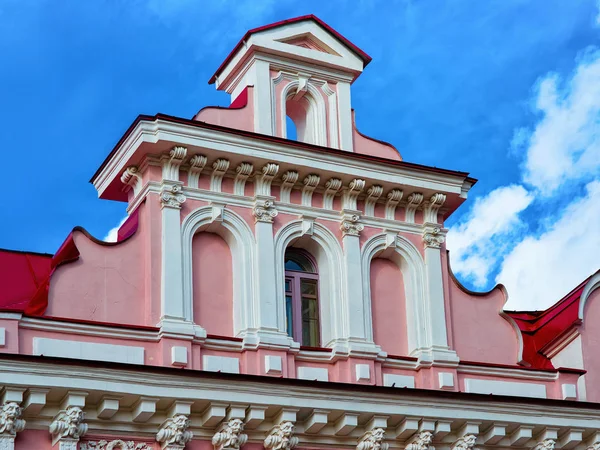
[3,402,21,420]
[66,406,83,423]
[420,432,433,446]
[280,422,294,437]
[229,419,243,434]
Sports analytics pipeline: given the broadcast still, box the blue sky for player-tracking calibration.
[2,0,599,310]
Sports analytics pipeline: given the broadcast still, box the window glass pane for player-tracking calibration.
[285,279,291,292]
[302,318,319,347]
[302,297,319,320]
[285,295,294,338]
[301,279,317,296]
[284,249,316,272]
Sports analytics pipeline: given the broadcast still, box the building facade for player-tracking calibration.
[2,14,600,450]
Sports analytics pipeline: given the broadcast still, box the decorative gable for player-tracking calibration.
[276,33,342,56]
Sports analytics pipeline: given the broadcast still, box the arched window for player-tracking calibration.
[284,248,320,347]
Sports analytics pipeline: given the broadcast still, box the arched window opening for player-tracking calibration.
[286,115,297,141]
[284,248,320,347]
[285,95,312,144]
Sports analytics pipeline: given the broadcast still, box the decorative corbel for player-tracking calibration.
[357,428,389,450]
[423,193,446,224]
[264,421,298,450]
[364,185,383,216]
[532,440,556,450]
[292,74,310,101]
[210,159,230,192]
[162,146,188,181]
[0,402,26,450]
[300,215,315,236]
[160,183,186,210]
[156,414,193,450]
[80,441,152,450]
[405,193,424,223]
[210,202,225,223]
[301,174,320,206]
[120,166,143,197]
[340,212,364,237]
[384,189,403,220]
[280,170,299,203]
[405,431,435,450]
[342,179,365,210]
[255,163,280,196]
[212,418,248,450]
[187,154,207,189]
[233,162,254,196]
[452,435,478,450]
[323,178,342,209]
[49,406,88,449]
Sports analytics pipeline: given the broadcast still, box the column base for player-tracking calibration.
[238,329,299,350]
[411,346,460,365]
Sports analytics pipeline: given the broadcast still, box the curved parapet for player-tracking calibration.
[193,87,254,133]
[352,110,401,161]
[445,252,523,366]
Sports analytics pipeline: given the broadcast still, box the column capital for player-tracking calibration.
[422,224,446,249]
[160,183,186,210]
[212,418,248,450]
[340,211,364,237]
[264,421,298,450]
[253,197,278,223]
[49,405,88,447]
[156,414,193,450]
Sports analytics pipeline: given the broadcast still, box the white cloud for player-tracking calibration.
[498,180,600,310]
[447,185,533,287]
[448,47,600,310]
[517,49,600,195]
[103,216,128,243]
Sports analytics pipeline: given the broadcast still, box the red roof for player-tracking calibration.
[506,275,593,369]
[0,249,52,312]
[208,15,372,84]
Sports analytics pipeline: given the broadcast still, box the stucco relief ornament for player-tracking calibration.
[156,414,193,449]
[452,435,477,450]
[81,440,153,450]
[0,402,25,436]
[340,213,364,237]
[264,421,298,450]
[532,440,556,450]
[422,226,445,249]
[160,184,186,209]
[586,442,600,450]
[212,418,248,450]
[253,199,278,223]
[405,432,435,450]
[357,428,389,450]
[50,406,88,444]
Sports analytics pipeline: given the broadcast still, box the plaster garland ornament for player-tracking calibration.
[422,226,445,249]
[49,406,88,445]
[340,213,364,237]
[264,421,299,450]
[81,440,153,450]
[452,435,477,450]
[160,184,186,209]
[253,199,278,223]
[212,418,248,450]
[405,431,435,450]
[156,414,193,450]
[532,440,556,450]
[357,428,389,450]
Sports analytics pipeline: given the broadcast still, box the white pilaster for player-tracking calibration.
[252,60,274,135]
[337,81,354,151]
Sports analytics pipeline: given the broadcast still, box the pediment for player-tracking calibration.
[276,32,342,57]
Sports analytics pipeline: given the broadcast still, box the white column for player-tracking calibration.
[252,60,274,136]
[421,223,458,362]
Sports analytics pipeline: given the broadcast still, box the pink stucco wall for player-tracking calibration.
[580,288,600,402]
[370,258,408,356]
[192,232,233,336]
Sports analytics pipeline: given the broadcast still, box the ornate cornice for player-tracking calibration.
[301,174,321,206]
[365,185,383,216]
[423,193,446,224]
[212,418,248,450]
[255,163,280,196]
[120,166,142,197]
[280,170,299,203]
[210,158,230,192]
[342,179,365,210]
[156,414,193,449]
[233,162,254,196]
[405,192,423,223]
[187,154,208,189]
[264,421,298,450]
[323,178,342,209]
[162,146,188,181]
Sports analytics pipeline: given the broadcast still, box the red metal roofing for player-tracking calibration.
[0,249,52,312]
[208,15,372,84]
